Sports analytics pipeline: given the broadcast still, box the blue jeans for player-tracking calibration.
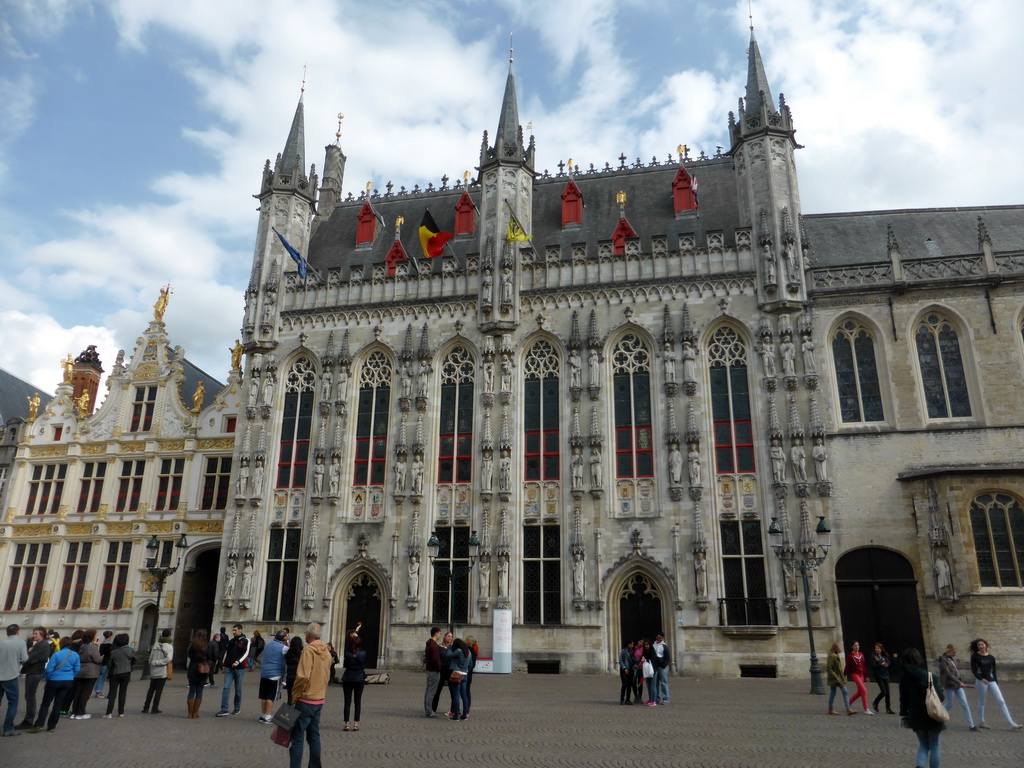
[915,729,940,768]
[220,667,245,713]
[828,685,850,711]
[450,679,469,718]
[944,686,975,727]
[654,666,670,702]
[94,666,108,695]
[289,700,322,768]
[977,680,1016,726]
[1,677,19,733]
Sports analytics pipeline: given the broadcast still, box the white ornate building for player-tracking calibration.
[217,32,1024,676]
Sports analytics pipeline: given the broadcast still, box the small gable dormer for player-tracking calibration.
[356,202,379,246]
[454,192,475,236]
[611,218,638,255]
[561,178,583,227]
[384,238,408,276]
[672,167,697,214]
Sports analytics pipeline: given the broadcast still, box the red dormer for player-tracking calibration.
[454,192,475,236]
[610,217,638,255]
[356,202,378,246]
[384,238,408,276]
[672,167,697,214]
[561,178,583,227]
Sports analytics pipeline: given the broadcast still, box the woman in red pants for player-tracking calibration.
[844,641,873,715]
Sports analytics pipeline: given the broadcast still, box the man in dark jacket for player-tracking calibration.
[207,633,221,687]
[423,627,442,718]
[215,624,250,716]
[18,627,51,729]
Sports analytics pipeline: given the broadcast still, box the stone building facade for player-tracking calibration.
[218,33,1024,676]
[0,304,239,660]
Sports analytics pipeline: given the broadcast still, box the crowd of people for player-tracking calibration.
[422,627,479,720]
[616,634,671,706]
[824,636,1021,768]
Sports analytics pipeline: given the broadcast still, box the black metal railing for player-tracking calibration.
[718,597,778,627]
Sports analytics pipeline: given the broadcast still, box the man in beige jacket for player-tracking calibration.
[289,623,331,768]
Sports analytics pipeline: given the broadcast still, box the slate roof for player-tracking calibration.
[802,205,1024,268]
[307,156,741,276]
[180,359,224,403]
[0,368,51,423]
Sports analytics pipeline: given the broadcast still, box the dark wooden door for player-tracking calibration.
[619,573,662,647]
[344,574,382,665]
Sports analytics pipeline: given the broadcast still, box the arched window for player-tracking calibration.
[832,319,884,423]
[915,313,971,419]
[523,341,560,481]
[707,327,754,474]
[970,493,1024,588]
[353,352,393,487]
[612,335,653,479]
[438,347,475,484]
[277,358,315,488]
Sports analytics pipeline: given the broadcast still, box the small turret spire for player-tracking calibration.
[744,29,776,117]
[280,89,307,177]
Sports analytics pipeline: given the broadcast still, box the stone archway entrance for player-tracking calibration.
[173,548,219,664]
[835,548,925,673]
[618,572,663,647]
[343,573,383,666]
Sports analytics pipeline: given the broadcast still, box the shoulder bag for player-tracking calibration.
[925,672,950,723]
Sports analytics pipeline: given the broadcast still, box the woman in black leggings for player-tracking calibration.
[871,643,894,714]
[341,631,367,730]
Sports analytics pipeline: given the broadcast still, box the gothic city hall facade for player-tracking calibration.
[4,33,1024,677]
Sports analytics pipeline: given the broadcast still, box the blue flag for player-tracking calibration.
[273,228,307,280]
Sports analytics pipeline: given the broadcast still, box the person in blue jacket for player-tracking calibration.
[29,637,80,732]
[619,640,635,705]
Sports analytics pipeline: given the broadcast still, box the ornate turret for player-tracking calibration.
[315,113,347,232]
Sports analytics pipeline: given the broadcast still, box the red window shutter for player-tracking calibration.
[561,179,583,226]
[454,192,475,236]
[672,167,697,214]
[356,202,377,245]
[610,218,638,255]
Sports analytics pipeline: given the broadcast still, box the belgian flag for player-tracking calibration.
[418,210,453,259]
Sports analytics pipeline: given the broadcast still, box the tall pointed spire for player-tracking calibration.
[744,30,776,118]
[280,92,307,177]
[484,39,525,166]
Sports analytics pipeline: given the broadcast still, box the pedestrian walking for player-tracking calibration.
[937,644,976,730]
[28,637,80,732]
[216,623,251,716]
[142,630,173,713]
[871,643,894,714]
[447,638,471,721]
[898,647,944,768]
[284,635,304,704]
[104,634,136,718]
[341,630,366,730]
[18,626,50,730]
[423,626,442,717]
[969,637,1021,730]
[464,634,479,715]
[186,630,215,719]
[619,640,635,705]
[71,629,102,719]
[94,630,114,699]
[289,623,331,768]
[652,633,670,704]
[826,641,851,715]
[258,630,289,724]
[845,641,872,715]
[0,624,29,737]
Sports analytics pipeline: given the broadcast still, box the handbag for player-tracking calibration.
[270,725,292,748]
[271,701,301,730]
[197,661,211,675]
[925,672,950,723]
[449,670,464,684]
[642,659,654,678]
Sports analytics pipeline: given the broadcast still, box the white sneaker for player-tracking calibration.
[79,714,92,720]
[864,709,874,716]
[103,714,112,719]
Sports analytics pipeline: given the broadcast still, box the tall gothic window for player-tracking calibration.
[25,464,67,515]
[523,341,560,481]
[77,462,106,513]
[720,520,771,625]
[523,524,561,624]
[431,526,470,625]
[612,335,653,479]
[263,528,300,621]
[915,313,971,419]
[832,319,884,423]
[277,358,316,488]
[58,541,91,610]
[4,542,51,611]
[154,458,185,511]
[99,541,132,610]
[438,347,475,484]
[353,351,393,487]
[971,493,1024,588]
[707,327,754,474]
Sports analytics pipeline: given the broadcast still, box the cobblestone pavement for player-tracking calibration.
[4,671,1022,767]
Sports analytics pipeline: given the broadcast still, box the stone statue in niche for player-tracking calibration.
[763,242,777,284]
[934,555,953,597]
[572,551,585,598]
[498,555,509,598]
[681,340,696,381]
[417,362,431,398]
[223,559,237,598]
[481,270,493,305]
[336,368,349,400]
[252,457,265,495]
[784,564,798,597]
[568,349,582,388]
[570,447,584,489]
[812,437,828,482]
[312,455,325,496]
[478,558,490,597]
[247,376,259,408]
[790,441,807,483]
[262,373,276,406]
[499,450,512,492]
[687,444,701,487]
[694,551,708,598]
[758,341,776,377]
[481,452,493,492]
[500,357,513,392]
[590,446,603,488]
[320,370,333,402]
[304,559,316,599]
[668,445,683,486]
[329,456,341,496]
[588,349,600,387]
[801,334,816,375]
[780,336,796,377]
[411,455,424,495]
[240,560,254,600]
[482,359,494,392]
[401,364,413,399]
[664,342,676,384]
[501,270,513,304]
[236,458,250,496]
[394,457,407,494]
[770,439,787,484]
[408,552,420,598]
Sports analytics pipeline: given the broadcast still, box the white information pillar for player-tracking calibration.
[491,608,513,673]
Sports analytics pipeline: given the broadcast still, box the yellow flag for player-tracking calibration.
[506,208,532,242]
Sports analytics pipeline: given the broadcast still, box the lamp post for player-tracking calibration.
[426,529,480,632]
[768,507,831,695]
[141,533,188,679]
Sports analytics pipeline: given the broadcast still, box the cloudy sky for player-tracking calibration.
[1,0,1020,398]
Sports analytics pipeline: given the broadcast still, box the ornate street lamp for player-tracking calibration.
[141,533,188,679]
[768,506,831,695]
[426,529,480,631]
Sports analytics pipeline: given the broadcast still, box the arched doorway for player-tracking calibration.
[343,573,383,666]
[174,548,219,664]
[835,548,925,674]
[138,604,158,655]
[618,572,663,647]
